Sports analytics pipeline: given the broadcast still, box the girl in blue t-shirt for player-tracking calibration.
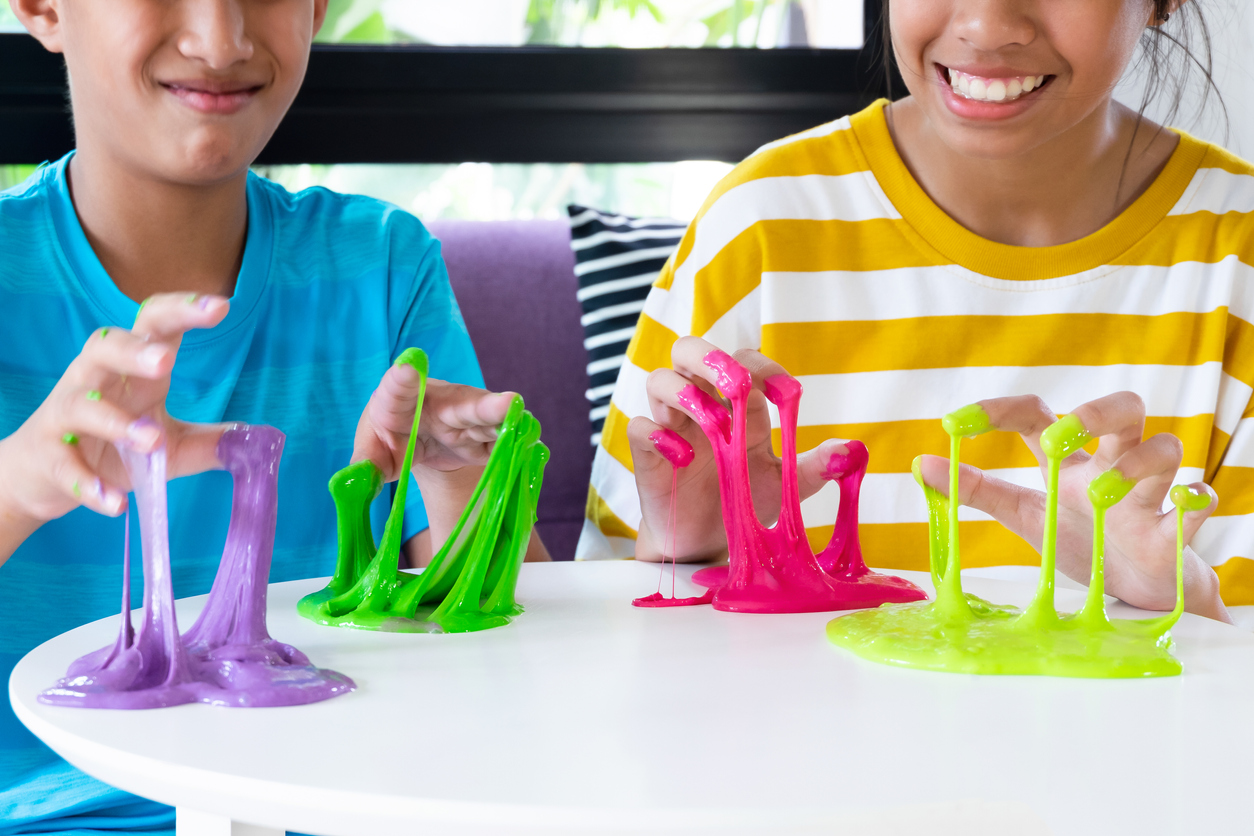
[0,1,546,831]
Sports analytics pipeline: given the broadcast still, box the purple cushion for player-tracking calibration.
[426,220,590,561]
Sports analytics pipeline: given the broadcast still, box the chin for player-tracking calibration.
[929,115,1058,162]
[164,129,268,186]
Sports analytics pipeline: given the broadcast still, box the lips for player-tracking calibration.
[161,81,263,115]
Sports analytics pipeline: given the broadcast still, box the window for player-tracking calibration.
[1,1,879,220]
[319,0,862,49]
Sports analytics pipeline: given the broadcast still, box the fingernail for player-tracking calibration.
[62,432,79,446]
[138,344,168,371]
[86,390,101,401]
[197,295,216,311]
[127,418,160,450]
[186,293,198,305]
[134,298,150,325]
[100,327,110,339]
[102,487,124,514]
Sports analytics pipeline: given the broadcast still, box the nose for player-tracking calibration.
[175,0,254,69]
[951,0,1037,52]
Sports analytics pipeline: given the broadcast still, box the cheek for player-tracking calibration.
[889,0,950,73]
[1048,6,1147,94]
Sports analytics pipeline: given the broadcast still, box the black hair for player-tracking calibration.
[873,0,1228,141]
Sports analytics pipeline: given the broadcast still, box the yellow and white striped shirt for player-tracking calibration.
[578,100,1254,607]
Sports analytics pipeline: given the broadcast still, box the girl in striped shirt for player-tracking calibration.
[582,0,1248,623]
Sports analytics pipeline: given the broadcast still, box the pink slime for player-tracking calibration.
[633,429,714,608]
[39,425,354,708]
[679,350,925,613]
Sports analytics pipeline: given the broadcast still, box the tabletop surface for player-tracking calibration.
[11,561,1254,836]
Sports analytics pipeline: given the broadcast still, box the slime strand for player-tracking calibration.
[827,407,1188,678]
[632,429,713,608]
[298,348,549,633]
[40,426,353,708]
[677,351,923,613]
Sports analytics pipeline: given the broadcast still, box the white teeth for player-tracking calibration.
[948,69,1047,103]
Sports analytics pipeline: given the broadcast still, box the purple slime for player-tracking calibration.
[39,425,354,709]
[681,351,925,613]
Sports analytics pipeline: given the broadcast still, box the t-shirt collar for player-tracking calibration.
[46,151,272,345]
[848,99,1208,282]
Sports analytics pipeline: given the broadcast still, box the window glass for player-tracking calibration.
[320,0,862,49]
[252,160,733,223]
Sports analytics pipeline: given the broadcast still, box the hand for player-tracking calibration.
[917,391,1229,622]
[626,336,851,563]
[0,294,231,549]
[351,361,516,481]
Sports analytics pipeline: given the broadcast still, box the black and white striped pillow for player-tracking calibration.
[568,205,685,447]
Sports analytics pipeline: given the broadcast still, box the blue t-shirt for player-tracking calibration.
[0,156,483,806]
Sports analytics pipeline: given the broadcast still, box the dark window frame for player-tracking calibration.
[0,0,890,165]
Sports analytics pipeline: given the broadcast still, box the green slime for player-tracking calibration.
[297,348,549,633]
[826,406,1197,678]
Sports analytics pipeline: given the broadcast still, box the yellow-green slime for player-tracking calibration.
[826,406,1194,678]
[297,348,549,633]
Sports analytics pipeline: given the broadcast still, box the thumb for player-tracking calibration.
[166,420,233,478]
[918,453,1046,546]
[796,438,855,501]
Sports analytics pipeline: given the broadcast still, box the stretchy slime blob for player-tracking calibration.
[297,348,549,633]
[674,350,924,613]
[40,425,355,708]
[633,429,714,608]
[826,406,1190,678]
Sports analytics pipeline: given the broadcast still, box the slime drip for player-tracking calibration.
[826,406,1190,678]
[40,425,355,708]
[633,429,713,607]
[675,351,924,613]
[297,348,549,633]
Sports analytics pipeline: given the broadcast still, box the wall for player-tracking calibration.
[1118,0,1254,157]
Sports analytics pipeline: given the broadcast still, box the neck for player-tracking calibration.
[887,98,1179,248]
[67,147,248,303]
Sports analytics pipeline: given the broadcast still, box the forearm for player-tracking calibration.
[0,474,41,567]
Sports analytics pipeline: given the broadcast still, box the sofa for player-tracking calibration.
[426,220,593,561]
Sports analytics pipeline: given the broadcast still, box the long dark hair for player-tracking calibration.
[873,0,1228,139]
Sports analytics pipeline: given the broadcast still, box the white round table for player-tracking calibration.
[11,561,1254,836]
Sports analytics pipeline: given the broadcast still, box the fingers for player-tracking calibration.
[917,453,1045,545]
[131,293,229,343]
[56,387,163,453]
[66,328,175,386]
[1072,391,1145,471]
[797,439,856,501]
[973,394,1057,461]
[1173,482,1218,544]
[166,421,233,478]
[1108,432,1184,514]
[52,446,127,516]
[670,337,790,397]
[429,385,514,440]
[627,416,685,478]
[976,391,1146,472]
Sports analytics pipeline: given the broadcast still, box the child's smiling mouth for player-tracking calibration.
[934,64,1055,120]
[160,79,265,115]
